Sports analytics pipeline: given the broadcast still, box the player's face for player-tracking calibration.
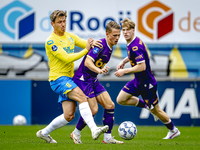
[122,26,134,43]
[52,16,66,36]
[106,28,121,48]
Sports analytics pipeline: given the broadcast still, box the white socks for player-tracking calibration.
[41,102,97,136]
[79,102,97,133]
[104,133,112,142]
[41,114,68,136]
[74,128,81,135]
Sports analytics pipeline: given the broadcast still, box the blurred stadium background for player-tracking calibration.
[0,0,200,126]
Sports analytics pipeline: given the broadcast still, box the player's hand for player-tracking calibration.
[102,66,110,75]
[98,69,104,75]
[114,69,125,77]
[92,40,102,48]
[117,62,125,70]
[86,38,94,50]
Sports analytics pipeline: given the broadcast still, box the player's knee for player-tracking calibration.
[110,102,115,109]
[79,96,87,103]
[117,97,124,105]
[91,107,98,115]
[64,113,75,122]
[106,102,115,109]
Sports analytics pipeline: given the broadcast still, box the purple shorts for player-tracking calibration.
[73,78,106,98]
[122,80,158,107]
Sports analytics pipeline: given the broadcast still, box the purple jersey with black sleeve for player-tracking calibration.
[127,36,157,89]
[73,38,112,82]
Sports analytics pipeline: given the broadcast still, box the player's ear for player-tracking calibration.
[51,22,54,27]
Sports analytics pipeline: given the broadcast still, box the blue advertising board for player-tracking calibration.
[0,80,199,126]
[0,80,31,125]
[99,80,200,126]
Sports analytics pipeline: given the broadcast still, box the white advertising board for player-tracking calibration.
[0,0,200,43]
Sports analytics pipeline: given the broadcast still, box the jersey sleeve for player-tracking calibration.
[87,46,102,62]
[70,33,87,49]
[134,45,145,64]
[46,40,63,56]
[45,40,88,63]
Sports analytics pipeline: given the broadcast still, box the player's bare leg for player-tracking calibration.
[151,105,180,139]
[117,90,158,121]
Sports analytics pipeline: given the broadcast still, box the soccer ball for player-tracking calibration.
[13,115,27,125]
[118,121,137,140]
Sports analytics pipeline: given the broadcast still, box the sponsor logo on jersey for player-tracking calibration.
[51,45,58,51]
[135,54,143,60]
[93,47,99,54]
[68,37,74,45]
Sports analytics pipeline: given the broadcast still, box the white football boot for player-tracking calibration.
[103,136,124,144]
[92,125,109,140]
[36,130,57,143]
[70,132,82,144]
[163,127,181,139]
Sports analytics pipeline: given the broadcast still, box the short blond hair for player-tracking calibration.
[106,21,121,33]
[121,18,135,29]
[50,10,67,23]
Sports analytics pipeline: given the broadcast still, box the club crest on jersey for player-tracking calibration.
[93,47,99,54]
[51,45,58,51]
[47,40,54,45]
[132,46,138,51]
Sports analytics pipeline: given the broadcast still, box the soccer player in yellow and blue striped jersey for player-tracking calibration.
[36,10,108,143]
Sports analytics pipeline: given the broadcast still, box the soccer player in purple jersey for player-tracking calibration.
[70,21,124,144]
[114,18,180,139]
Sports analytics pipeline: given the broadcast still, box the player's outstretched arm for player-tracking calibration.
[53,38,93,64]
[115,62,146,77]
[117,56,129,70]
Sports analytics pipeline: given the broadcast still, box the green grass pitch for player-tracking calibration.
[0,125,199,150]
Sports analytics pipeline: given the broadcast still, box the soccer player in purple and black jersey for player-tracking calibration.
[74,38,112,81]
[115,18,180,139]
[71,21,124,144]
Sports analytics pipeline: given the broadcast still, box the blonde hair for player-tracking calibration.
[120,18,135,29]
[106,21,121,33]
[50,10,67,23]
